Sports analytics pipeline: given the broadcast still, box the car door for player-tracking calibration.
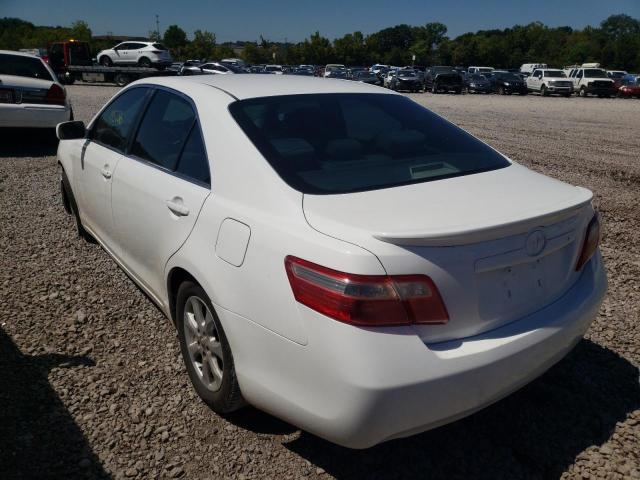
[528,69,540,90]
[110,88,211,298]
[129,43,146,64]
[78,87,150,247]
[112,43,129,64]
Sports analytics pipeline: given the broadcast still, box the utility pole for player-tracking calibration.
[155,14,160,40]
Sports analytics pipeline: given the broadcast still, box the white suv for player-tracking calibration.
[96,42,172,69]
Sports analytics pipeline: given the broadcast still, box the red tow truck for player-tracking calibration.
[47,40,176,87]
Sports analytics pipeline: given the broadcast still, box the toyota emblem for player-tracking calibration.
[525,230,546,257]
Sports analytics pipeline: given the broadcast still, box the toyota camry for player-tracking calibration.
[55,75,606,448]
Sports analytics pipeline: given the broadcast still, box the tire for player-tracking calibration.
[563,92,572,97]
[59,167,94,242]
[138,57,152,68]
[431,83,438,94]
[498,86,505,95]
[579,86,587,97]
[176,281,243,414]
[114,73,130,87]
[99,55,113,67]
[540,85,547,96]
[454,88,462,94]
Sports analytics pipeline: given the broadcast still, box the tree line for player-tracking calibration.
[1,15,639,70]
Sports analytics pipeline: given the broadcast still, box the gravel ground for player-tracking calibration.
[1,84,639,480]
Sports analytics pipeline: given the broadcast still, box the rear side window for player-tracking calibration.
[175,127,210,185]
[229,93,510,194]
[0,54,52,81]
[131,90,195,170]
[90,87,149,152]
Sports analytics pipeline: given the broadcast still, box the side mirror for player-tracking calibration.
[56,121,86,140]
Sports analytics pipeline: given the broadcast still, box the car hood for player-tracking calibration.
[303,163,592,248]
[0,74,54,89]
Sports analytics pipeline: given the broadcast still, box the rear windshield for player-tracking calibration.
[0,54,53,81]
[152,43,167,50]
[229,93,510,194]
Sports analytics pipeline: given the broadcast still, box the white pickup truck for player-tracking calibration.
[567,64,616,97]
[526,69,574,96]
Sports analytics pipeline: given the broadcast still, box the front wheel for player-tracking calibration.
[60,167,94,242]
[177,282,243,414]
[540,85,547,96]
[498,86,505,95]
[99,55,112,67]
[579,87,588,97]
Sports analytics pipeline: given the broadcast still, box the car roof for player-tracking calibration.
[138,74,394,100]
[0,49,42,58]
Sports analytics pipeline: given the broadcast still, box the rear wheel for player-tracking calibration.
[138,57,152,68]
[99,55,112,67]
[177,282,243,414]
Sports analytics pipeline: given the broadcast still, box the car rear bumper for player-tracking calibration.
[0,103,71,128]
[220,252,606,449]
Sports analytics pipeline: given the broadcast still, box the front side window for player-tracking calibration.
[131,90,196,170]
[229,93,510,194]
[89,87,149,152]
[0,54,52,81]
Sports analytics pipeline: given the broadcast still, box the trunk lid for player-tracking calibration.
[303,163,594,343]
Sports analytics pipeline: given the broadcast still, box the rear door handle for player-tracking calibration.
[166,198,189,216]
[101,167,112,179]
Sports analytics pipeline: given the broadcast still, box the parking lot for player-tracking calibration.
[1,84,639,479]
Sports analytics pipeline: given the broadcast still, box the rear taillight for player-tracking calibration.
[285,256,449,326]
[45,84,66,105]
[575,213,601,271]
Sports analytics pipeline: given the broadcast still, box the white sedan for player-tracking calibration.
[0,50,72,129]
[56,75,606,448]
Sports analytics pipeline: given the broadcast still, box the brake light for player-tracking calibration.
[575,214,601,271]
[45,84,66,105]
[285,256,449,326]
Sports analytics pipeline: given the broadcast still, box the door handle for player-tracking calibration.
[101,166,112,179]
[166,198,189,216]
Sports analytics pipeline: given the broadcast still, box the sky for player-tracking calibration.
[1,0,639,43]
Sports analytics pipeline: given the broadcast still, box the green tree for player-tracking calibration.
[163,24,187,58]
[187,29,216,60]
[69,20,91,42]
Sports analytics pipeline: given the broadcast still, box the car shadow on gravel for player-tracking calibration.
[0,129,58,158]
[0,327,110,479]
[283,339,640,479]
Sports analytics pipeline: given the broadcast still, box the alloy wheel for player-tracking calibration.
[183,296,224,392]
